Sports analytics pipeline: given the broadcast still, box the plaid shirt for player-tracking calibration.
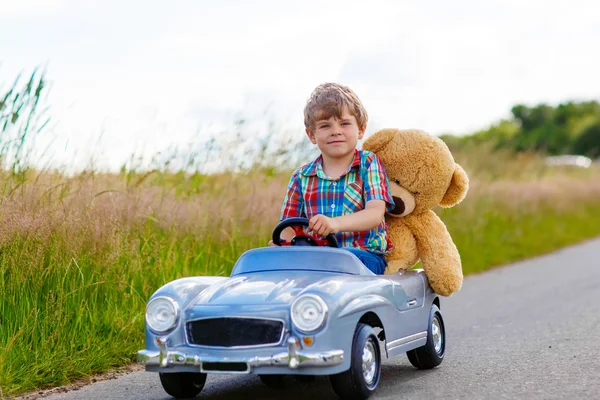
[280,149,395,255]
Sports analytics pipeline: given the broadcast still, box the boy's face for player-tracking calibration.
[305,107,365,161]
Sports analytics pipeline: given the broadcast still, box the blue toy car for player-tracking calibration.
[137,217,446,399]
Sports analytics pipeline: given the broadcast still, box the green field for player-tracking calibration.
[1,154,600,397]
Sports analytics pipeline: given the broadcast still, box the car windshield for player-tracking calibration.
[230,247,373,276]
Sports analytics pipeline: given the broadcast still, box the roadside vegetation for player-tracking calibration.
[1,72,600,397]
[441,100,600,159]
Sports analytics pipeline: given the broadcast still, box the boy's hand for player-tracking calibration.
[309,214,339,237]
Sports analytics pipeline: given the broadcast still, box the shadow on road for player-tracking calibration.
[168,363,442,399]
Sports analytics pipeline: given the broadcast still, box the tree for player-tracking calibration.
[511,104,554,132]
[572,124,600,158]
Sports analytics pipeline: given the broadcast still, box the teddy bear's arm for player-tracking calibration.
[384,221,419,274]
[405,210,463,296]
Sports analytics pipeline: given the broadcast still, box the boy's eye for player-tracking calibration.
[318,124,330,129]
[342,122,351,126]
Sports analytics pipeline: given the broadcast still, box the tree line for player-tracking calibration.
[441,101,600,159]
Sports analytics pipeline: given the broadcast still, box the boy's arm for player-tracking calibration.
[309,200,385,236]
[280,170,305,219]
[269,170,305,245]
[309,152,393,237]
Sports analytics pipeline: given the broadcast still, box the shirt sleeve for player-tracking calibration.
[363,153,395,212]
[279,170,306,220]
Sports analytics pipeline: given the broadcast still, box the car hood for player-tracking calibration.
[189,271,347,307]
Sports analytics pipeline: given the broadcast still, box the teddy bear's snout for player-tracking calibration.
[390,196,406,215]
[388,184,416,217]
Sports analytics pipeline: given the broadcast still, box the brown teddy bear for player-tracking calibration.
[363,129,469,296]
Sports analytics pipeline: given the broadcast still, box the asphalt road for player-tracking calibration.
[45,238,600,400]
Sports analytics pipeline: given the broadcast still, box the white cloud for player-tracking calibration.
[0,0,66,17]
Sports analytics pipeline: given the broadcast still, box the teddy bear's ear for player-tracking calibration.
[362,129,397,153]
[440,164,469,207]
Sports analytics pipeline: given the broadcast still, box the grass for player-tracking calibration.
[0,151,599,397]
[441,184,600,274]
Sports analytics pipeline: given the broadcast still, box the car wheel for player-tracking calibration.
[330,323,381,399]
[159,372,207,398]
[259,374,286,389]
[407,304,445,369]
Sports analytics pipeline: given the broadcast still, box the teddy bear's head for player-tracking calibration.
[363,128,469,216]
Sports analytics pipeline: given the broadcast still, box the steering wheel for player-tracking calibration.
[272,217,339,248]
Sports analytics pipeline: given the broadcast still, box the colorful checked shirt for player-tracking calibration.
[279,149,395,255]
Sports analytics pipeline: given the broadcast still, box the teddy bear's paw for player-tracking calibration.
[429,276,463,297]
[384,266,400,275]
[384,259,413,275]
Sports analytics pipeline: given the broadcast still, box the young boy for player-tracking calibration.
[272,83,395,275]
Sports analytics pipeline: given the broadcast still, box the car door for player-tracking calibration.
[388,270,426,338]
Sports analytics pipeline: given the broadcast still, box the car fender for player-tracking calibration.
[145,276,229,350]
[337,294,394,318]
[149,276,228,309]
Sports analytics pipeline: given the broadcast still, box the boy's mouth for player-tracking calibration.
[328,140,345,144]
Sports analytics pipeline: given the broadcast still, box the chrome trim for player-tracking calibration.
[362,339,377,384]
[157,337,169,368]
[386,331,427,351]
[288,337,300,369]
[407,299,417,306]
[138,335,344,372]
[432,318,443,354]
[146,296,180,334]
[291,294,328,333]
[184,315,286,349]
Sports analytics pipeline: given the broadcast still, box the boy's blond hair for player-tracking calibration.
[304,83,368,132]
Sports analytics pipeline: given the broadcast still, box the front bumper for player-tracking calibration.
[138,336,344,374]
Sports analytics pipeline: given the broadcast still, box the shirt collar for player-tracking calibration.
[300,149,361,178]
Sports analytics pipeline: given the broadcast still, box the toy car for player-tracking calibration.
[137,217,446,399]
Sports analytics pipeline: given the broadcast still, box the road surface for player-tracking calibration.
[44,238,600,399]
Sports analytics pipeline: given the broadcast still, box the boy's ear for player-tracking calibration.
[358,126,366,139]
[305,128,317,144]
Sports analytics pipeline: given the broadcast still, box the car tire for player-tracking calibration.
[330,323,381,399]
[159,372,207,398]
[259,374,286,389]
[406,304,445,369]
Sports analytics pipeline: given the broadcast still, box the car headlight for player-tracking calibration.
[146,296,179,333]
[291,294,328,332]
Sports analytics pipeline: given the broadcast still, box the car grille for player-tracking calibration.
[186,318,284,347]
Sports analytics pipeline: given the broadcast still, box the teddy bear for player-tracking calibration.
[362,128,469,296]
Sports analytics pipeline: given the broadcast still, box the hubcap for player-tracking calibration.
[192,374,205,388]
[362,339,377,385]
[432,316,443,354]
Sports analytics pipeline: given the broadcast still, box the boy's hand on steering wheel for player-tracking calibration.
[271,217,339,247]
[309,214,339,237]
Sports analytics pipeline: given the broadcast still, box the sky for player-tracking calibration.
[1,0,599,171]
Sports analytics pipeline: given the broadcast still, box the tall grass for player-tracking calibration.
[1,154,600,396]
[0,69,49,174]
[440,176,600,274]
[0,169,285,396]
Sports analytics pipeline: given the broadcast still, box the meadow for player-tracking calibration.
[1,146,600,397]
